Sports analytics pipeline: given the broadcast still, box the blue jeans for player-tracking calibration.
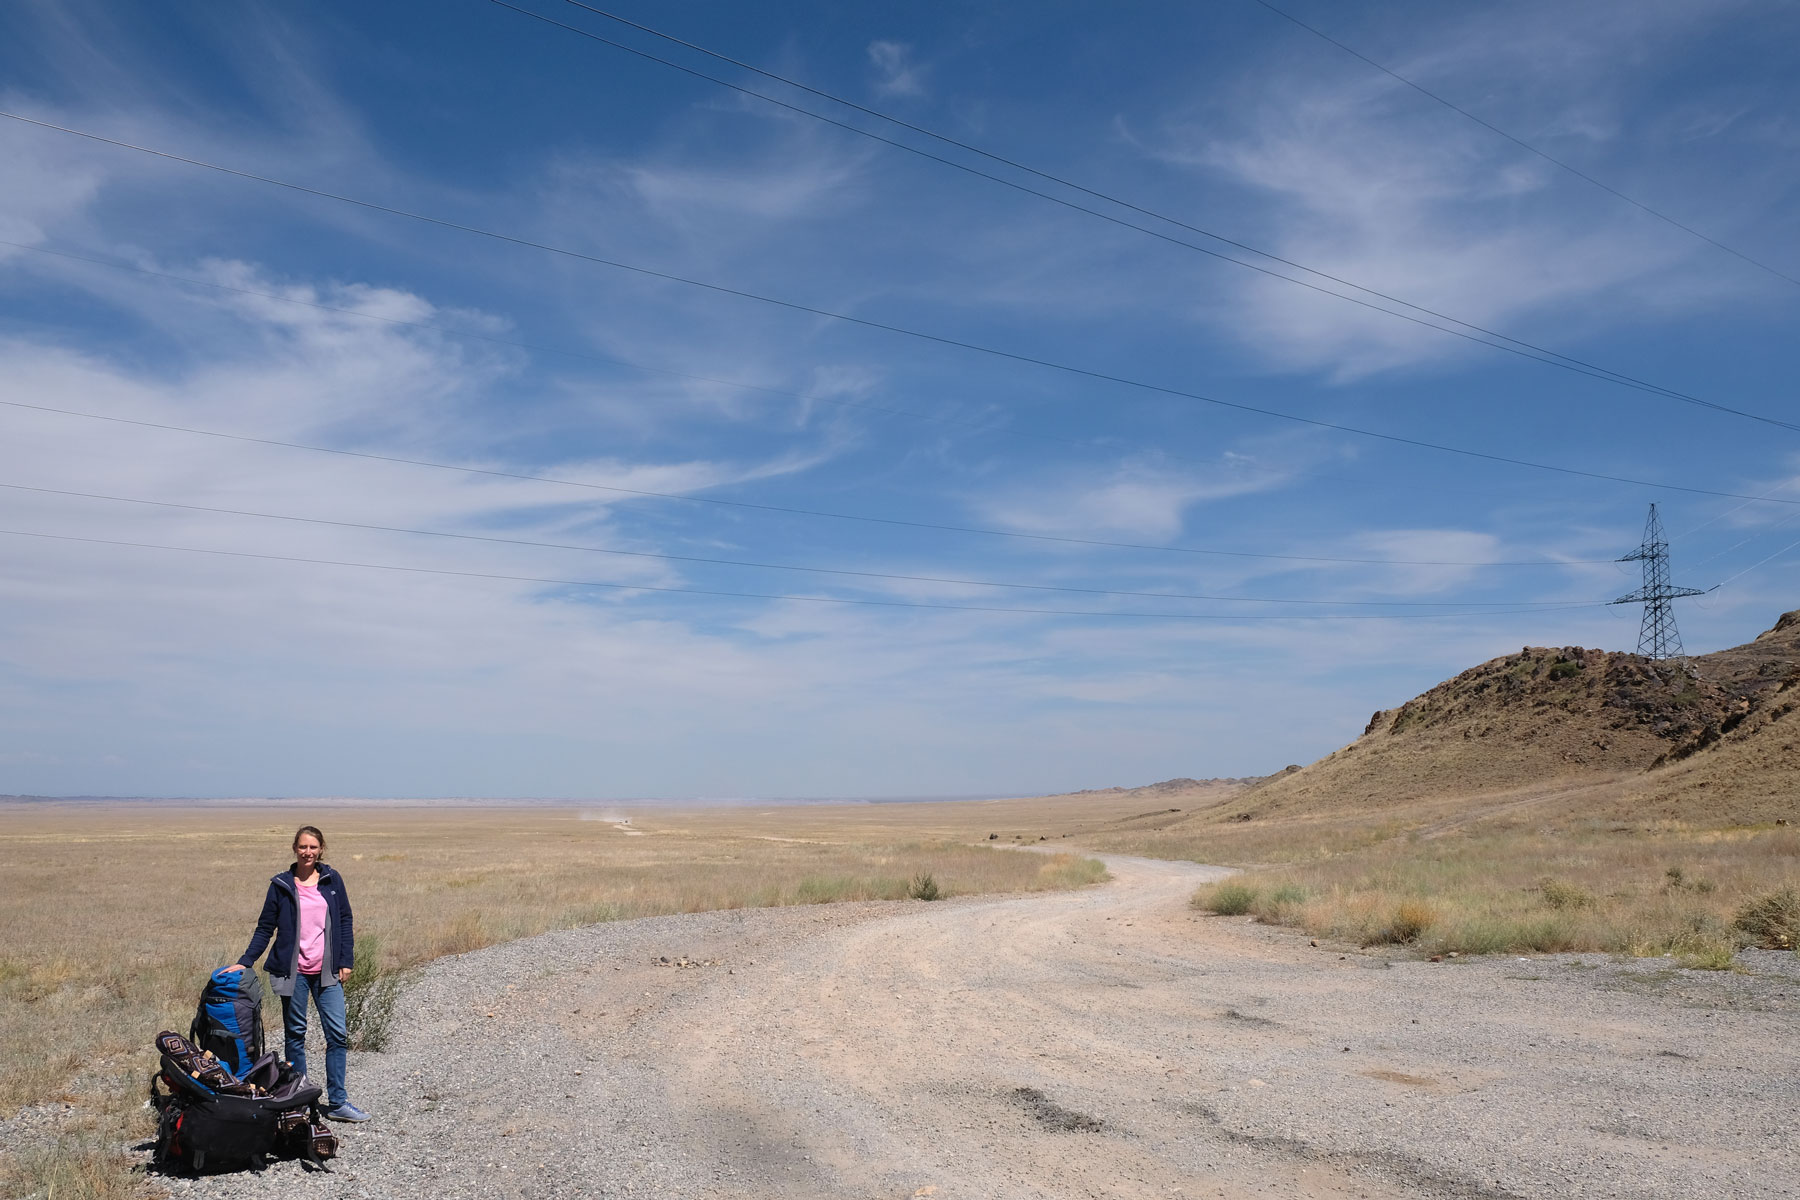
[280,973,349,1108]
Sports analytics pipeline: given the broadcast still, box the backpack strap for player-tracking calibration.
[297,1102,336,1172]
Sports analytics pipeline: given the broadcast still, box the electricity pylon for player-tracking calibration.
[1613,503,1705,659]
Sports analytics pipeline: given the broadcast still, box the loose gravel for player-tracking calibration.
[61,855,1800,1198]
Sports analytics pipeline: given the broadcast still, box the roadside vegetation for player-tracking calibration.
[1189,822,1799,967]
[0,804,1105,1199]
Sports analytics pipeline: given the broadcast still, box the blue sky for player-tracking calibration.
[2,0,1797,798]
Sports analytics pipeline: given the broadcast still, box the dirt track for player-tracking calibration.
[184,853,1800,1200]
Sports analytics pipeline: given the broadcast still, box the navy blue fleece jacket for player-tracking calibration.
[237,864,355,985]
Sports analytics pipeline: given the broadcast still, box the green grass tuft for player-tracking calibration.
[1194,880,1259,915]
[1539,878,1596,910]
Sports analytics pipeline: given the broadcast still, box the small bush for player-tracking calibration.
[1734,888,1800,950]
[1539,878,1595,910]
[1548,660,1581,681]
[908,872,940,901]
[1196,881,1259,915]
[1677,941,1737,971]
[1364,898,1438,945]
[1664,865,1686,889]
[343,932,412,1052]
[1253,882,1308,923]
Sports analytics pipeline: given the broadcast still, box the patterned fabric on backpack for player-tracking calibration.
[150,1029,333,1174]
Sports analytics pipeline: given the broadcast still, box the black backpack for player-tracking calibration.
[190,968,265,1077]
[149,1030,337,1174]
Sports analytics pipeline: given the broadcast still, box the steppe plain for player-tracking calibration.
[2,775,1797,1200]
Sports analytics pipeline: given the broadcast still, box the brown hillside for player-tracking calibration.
[1232,609,1800,823]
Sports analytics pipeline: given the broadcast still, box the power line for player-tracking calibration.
[0,526,1611,623]
[1682,506,1800,572]
[3,110,1793,503]
[495,0,1800,434]
[0,398,1643,567]
[0,479,1586,606]
[1713,532,1800,592]
[1671,497,1774,544]
[0,237,1454,504]
[1249,0,1800,289]
[10,237,1662,513]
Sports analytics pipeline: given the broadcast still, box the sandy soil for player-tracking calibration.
[178,853,1800,1200]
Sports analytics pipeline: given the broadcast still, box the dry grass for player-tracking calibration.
[1189,822,1800,964]
[0,1068,146,1200]
[0,800,1108,1199]
[1735,886,1800,949]
[1072,773,1795,967]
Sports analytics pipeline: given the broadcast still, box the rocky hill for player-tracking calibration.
[1234,609,1800,823]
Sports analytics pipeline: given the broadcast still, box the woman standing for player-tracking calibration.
[224,825,370,1122]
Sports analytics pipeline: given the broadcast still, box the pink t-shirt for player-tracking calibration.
[295,881,328,975]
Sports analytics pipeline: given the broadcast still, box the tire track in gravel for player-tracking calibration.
[171,853,1800,1200]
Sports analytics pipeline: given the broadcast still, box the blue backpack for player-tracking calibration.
[190,968,265,1077]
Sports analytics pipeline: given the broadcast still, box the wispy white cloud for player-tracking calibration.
[867,40,925,99]
[621,156,869,223]
[0,122,104,255]
[967,427,1348,543]
[971,453,1286,541]
[1137,1,1787,379]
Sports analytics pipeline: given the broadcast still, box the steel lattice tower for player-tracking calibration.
[1613,504,1705,659]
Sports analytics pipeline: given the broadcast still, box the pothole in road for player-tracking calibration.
[1220,1006,1280,1027]
[1010,1086,1103,1132]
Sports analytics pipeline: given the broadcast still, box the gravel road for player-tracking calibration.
[156,853,1799,1200]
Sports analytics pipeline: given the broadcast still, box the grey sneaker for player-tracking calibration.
[324,1102,371,1122]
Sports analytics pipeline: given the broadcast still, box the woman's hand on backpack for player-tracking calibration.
[220,963,245,973]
